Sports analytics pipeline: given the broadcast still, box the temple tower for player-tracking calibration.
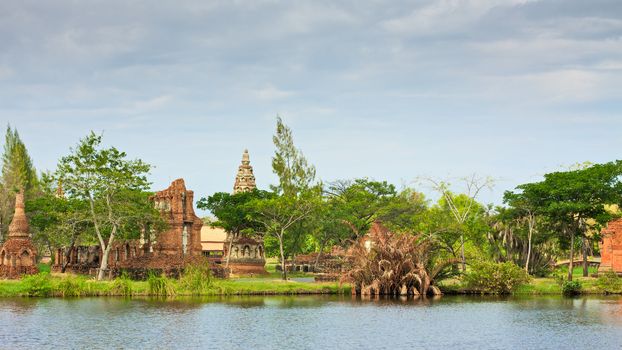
[0,190,38,278]
[233,149,256,194]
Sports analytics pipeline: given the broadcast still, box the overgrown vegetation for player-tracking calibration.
[343,224,458,296]
[562,280,582,296]
[463,261,530,294]
[596,271,622,294]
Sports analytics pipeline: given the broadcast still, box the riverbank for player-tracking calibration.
[0,272,348,297]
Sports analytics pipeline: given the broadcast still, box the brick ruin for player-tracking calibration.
[599,218,622,274]
[53,179,226,279]
[0,191,38,279]
[225,150,267,274]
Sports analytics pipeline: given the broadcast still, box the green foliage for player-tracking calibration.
[21,272,53,297]
[111,272,133,296]
[54,132,159,280]
[147,272,176,297]
[1,125,38,193]
[562,280,582,296]
[57,276,88,297]
[596,271,622,294]
[271,116,316,196]
[463,261,530,294]
[179,262,213,295]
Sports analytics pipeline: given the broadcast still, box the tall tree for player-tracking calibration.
[249,116,320,279]
[425,175,494,271]
[55,132,156,280]
[506,161,622,281]
[271,116,316,196]
[0,125,38,241]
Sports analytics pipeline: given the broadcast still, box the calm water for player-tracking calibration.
[0,295,621,349]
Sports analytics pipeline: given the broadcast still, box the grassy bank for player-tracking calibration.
[0,272,348,298]
[440,276,622,296]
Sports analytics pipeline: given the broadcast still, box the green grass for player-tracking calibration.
[0,272,348,298]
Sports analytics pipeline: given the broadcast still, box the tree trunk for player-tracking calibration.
[97,244,111,281]
[460,233,466,272]
[225,233,235,268]
[567,230,574,281]
[278,233,287,281]
[525,218,533,273]
[582,236,589,277]
[314,238,326,270]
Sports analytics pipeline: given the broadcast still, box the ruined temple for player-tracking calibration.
[226,150,266,274]
[151,178,203,257]
[54,179,225,279]
[599,218,622,274]
[0,191,38,279]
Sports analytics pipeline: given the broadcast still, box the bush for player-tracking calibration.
[22,272,53,297]
[111,272,133,296]
[179,262,212,295]
[57,276,88,297]
[562,280,582,296]
[596,271,622,294]
[463,261,530,294]
[147,272,176,297]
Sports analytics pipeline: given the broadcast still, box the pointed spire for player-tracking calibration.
[233,149,256,194]
[8,190,30,238]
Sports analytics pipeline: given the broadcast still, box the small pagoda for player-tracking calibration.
[0,190,38,278]
[233,149,257,194]
[227,150,266,274]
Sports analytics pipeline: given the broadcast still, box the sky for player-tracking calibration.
[0,0,621,210]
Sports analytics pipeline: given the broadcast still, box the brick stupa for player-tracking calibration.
[0,190,38,278]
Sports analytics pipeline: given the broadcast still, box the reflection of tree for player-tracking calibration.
[0,298,38,314]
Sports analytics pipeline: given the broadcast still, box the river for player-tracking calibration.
[0,295,620,349]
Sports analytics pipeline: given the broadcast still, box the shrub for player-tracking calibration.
[179,262,212,295]
[463,261,530,294]
[147,272,176,297]
[22,272,53,297]
[57,276,88,297]
[562,280,582,296]
[596,271,622,294]
[111,272,133,297]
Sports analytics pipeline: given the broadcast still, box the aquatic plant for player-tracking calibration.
[57,275,88,297]
[179,262,212,295]
[147,272,176,297]
[111,272,133,297]
[22,272,53,297]
[342,223,459,296]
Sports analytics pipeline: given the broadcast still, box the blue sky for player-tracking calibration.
[0,0,621,209]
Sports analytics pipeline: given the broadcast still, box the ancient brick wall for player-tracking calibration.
[599,218,622,273]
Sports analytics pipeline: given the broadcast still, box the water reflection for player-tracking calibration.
[0,295,620,349]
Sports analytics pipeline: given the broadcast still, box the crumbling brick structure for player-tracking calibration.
[599,218,622,274]
[53,179,226,279]
[0,191,38,279]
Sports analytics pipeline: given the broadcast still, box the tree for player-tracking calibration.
[27,190,91,272]
[325,179,398,239]
[196,190,272,267]
[0,125,38,241]
[507,161,622,281]
[248,116,319,280]
[271,116,316,197]
[55,132,155,280]
[248,192,318,279]
[424,175,494,271]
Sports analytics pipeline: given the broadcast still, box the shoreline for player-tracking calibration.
[1,273,621,298]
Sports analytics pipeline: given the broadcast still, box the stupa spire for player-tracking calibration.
[233,149,256,194]
[8,190,29,238]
